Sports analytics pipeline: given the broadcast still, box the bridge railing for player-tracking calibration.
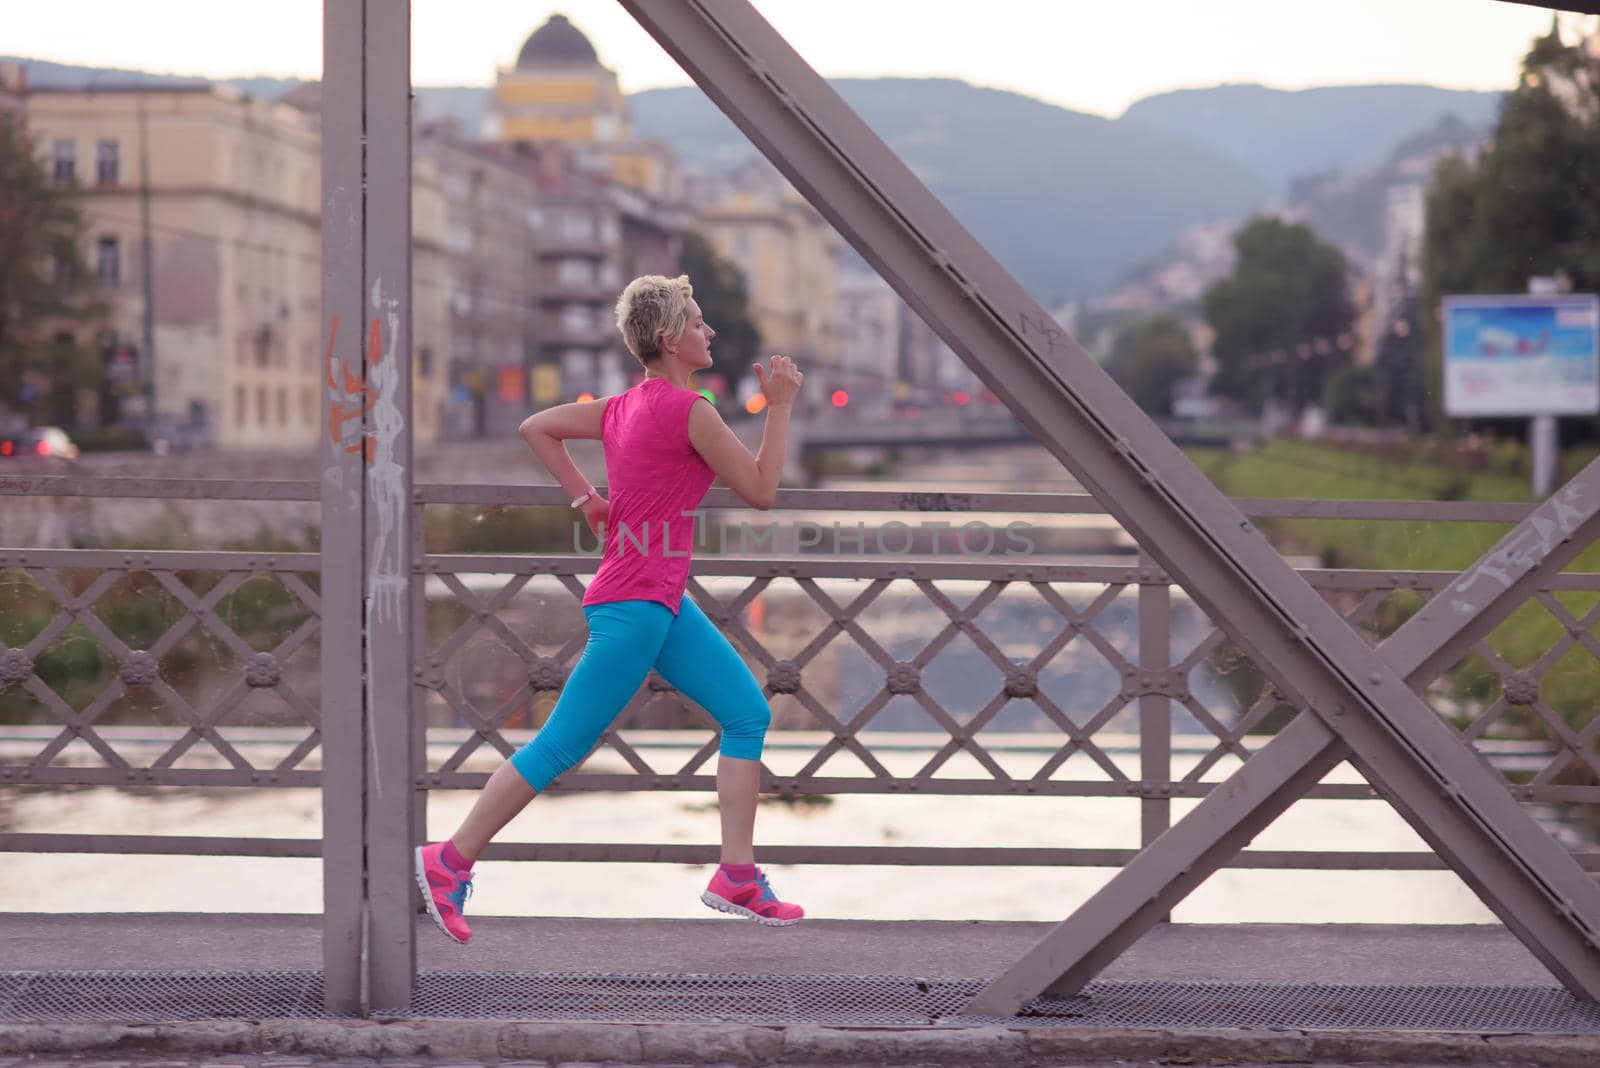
[2,474,1597,874]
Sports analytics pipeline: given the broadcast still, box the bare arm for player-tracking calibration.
[687,398,790,510]
[687,354,805,510]
[518,399,607,502]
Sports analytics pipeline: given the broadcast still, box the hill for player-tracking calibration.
[1120,83,1501,193]
[3,57,1506,300]
[630,78,1270,302]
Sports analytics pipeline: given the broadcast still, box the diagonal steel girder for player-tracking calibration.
[969,467,1600,1012]
[620,0,1600,1002]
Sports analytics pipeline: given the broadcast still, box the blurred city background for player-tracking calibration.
[2,3,1591,455]
[5,2,1600,925]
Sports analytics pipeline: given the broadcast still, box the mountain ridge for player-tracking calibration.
[629,78,1269,300]
[4,57,1504,301]
[1121,82,1502,192]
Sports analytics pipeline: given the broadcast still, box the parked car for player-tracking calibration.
[0,426,81,461]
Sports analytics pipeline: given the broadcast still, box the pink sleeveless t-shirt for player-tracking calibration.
[580,378,716,615]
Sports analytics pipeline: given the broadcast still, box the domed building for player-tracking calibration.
[481,14,688,405]
[487,14,677,201]
[488,14,629,144]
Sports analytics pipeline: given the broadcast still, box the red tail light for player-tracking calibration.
[0,440,12,456]
[35,440,49,456]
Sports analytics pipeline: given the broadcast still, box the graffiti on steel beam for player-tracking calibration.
[365,276,407,631]
[357,277,408,798]
[1019,312,1067,353]
[322,314,362,515]
[326,314,378,466]
[894,492,976,511]
[1447,479,1593,618]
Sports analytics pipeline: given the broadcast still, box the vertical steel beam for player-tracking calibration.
[318,0,366,1017]
[409,501,429,913]
[619,0,1600,1002]
[968,470,1600,1013]
[361,0,417,1013]
[1137,558,1172,856]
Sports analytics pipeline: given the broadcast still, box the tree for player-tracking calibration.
[0,117,105,428]
[678,230,760,396]
[1107,313,1197,416]
[1375,289,1425,431]
[1323,363,1382,426]
[1420,20,1600,429]
[1202,216,1355,412]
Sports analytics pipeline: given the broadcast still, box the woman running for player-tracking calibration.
[415,273,806,944]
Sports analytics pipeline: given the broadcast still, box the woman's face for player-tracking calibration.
[670,298,716,369]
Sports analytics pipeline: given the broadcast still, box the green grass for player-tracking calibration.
[1187,439,1600,743]
[1189,439,1589,569]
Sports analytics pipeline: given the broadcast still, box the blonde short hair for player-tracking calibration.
[615,274,694,366]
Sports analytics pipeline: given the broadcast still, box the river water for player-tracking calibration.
[0,755,1501,923]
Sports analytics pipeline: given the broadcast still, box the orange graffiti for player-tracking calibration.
[326,314,384,466]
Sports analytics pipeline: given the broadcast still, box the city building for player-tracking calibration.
[1372,182,1425,342]
[835,273,901,415]
[415,122,543,438]
[17,12,720,442]
[695,168,843,387]
[27,82,445,449]
[483,15,690,403]
[834,271,983,416]
[498,151,686,403]
[408,146,454,446]
[489,15,627,145]
[487,14,678,202]
[0,62,25,129]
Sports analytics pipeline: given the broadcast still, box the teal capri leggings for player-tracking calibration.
[510,597,771,791]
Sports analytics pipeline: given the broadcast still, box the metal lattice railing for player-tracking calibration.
[3,475,1600,872]
[0,548,324,791]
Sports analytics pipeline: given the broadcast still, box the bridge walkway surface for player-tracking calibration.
[3,916,1600,1065]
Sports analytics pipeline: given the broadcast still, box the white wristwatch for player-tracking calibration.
[570,489,596,508]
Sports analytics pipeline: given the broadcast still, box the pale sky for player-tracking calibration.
[5,1,1588,119]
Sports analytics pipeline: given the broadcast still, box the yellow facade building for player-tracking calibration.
[698,184,842,371]
[489,15,627,145]
[26,83,445,449]
[487,14,677,201]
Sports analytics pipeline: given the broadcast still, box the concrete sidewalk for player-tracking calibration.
[3,1016,1598,1067]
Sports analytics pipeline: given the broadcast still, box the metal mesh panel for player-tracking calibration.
[0,970,331,1021]
[7,969,1600,1033]
[990,979,1600,1032]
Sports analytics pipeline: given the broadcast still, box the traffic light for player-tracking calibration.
[831,389,849,408]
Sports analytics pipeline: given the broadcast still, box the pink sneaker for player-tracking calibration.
[701,867,804,926]
[414,842,474,944]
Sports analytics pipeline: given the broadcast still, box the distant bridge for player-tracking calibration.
[797,411,1255,451]
[799,411,1033,450]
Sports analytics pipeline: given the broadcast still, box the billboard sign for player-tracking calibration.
[1443,294,1600,417]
